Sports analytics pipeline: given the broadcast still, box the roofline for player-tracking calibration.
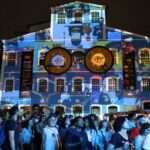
[49,0,107,8]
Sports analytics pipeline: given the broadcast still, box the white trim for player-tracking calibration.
[4,77,15,92]
[55,77,66,92]
[72,77,84,92]
[106,104,120,114]
[71,104,84,116]
[106,77,119,92]
[55,104,66,114]
[5,51,17,65]
[37,77,49,92]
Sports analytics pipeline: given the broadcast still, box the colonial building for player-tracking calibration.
[1,1,150,116]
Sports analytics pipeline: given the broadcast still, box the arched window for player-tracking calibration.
[91,105,101,115]
[108,105,118,113]
[91,78,100,91]
[57,12,66,24]
[38,78,48,92]
[73,78,83,92]
[108,77,119,91]
[72,105,83,116]
[142,78,150,92]
[56,78,65,93]
[55,105,66,115]
[139,48,150,64]
[5,78,14,92]
[7,52,17,65]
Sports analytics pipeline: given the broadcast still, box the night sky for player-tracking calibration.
[0,0,150,39]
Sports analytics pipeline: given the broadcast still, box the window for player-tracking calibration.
[91,106,101,114]
[56,79,65,92]
[38,79,48,92]
[108,106,118,113]
[72,105,83,116]
[7,52,17,65]
[143,101,150,110]
[108,77,118,91]
[55,105,65,115]
[91,11,100,23]
[74,12,82,22]
[91,78,100,91]
[139,48,150,64]
[57,13,66,24]
[142,78,150,91]
[73,78,83,92]
[5,79,14,92]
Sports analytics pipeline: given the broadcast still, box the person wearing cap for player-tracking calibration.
[3,105,19,150]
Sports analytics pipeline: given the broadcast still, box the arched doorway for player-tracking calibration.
[55,105,66,116]
[107,105,119,114]
[72,104,83,116]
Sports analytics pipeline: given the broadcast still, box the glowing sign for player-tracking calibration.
[44,47,72,74]
[85,47,114,73]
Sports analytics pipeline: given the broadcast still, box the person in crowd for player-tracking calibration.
[42,113,62,150]
[0,110,6,150]
[19,120,32,150]
[130,115,148,141]
[142,123,150,150]
[109,114,116,132]
[4,105,19,150]
[134,123,150,150]
[59,115,71,146]
[127,112,136,130]
[31,114,42,150]
[64,116,89,150]
[97,120,112,150]
[108,116,131,150]
[83,116,96,150]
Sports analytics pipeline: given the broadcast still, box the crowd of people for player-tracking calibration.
[0,105,150,150]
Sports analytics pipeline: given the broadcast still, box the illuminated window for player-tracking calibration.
[139,48,150,64]
[5,79,14,92]
[108,106,118,113]
[142,78,150,91]
[92,78,100,91]
[57,13,66,24]
[56,79,65,93]
[73,78,83,92]
[38,79,48,92]
[108,77,118,91]
[7,52,17,65]
[91,11,100,23]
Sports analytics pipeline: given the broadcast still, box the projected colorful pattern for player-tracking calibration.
[1,1,150,114]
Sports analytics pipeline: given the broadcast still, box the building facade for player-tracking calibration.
[1,1,150,116]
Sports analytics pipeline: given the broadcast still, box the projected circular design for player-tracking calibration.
[85,47,114,73]
[44,47,72,74]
